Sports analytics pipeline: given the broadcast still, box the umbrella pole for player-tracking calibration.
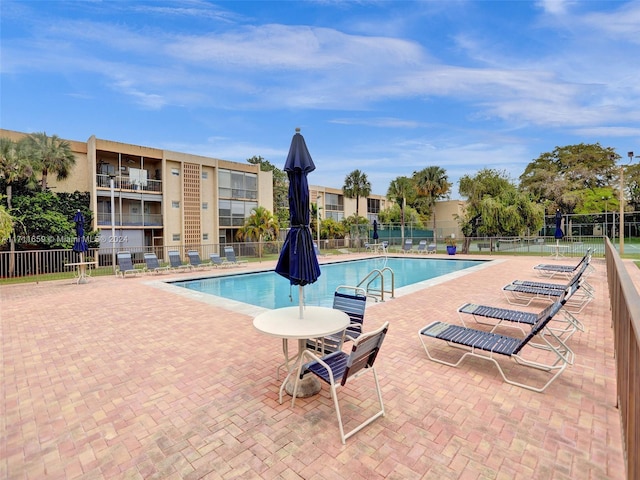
[78,251,88,284]
[299,285,304,319]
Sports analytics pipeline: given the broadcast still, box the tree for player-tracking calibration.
[623,163,640,211]
[320,217,345,241]
[247,155,289,227]
[342,213,370,246]
[413,166,451,242]
[24,132,76,191]
[8,190,96,250]
[236,206,279,258]
[459,169,544,253]
[519,143,619,213]
[311,201,321,240]
[377,203,423,227]
[0,138,35,210]
[573,187,618,215]
[386,176,417,246]
[0,137,35,273]
[11,191,76,249]
[342,169,371,218]
[0,202,12,243]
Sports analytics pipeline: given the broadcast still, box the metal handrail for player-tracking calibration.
[357,266,395,302]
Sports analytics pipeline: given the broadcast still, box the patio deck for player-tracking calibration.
[1,254,631,479]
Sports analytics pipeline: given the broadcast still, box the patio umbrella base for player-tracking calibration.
[285,374,321,398]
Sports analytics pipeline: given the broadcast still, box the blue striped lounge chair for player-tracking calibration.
[187,250,210,270]
[144,253,170,274]
[534,248,593,279]
[458,281,584,346]
[209,253,232,268]
[419,294,572,393]
[224,246,248,266]
[168,250,193,272]
[503,262,592,313]
[117,251,141,277]
[401,239,413,253]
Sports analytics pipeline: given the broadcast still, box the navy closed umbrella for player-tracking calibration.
[275,128,321,318]
[554,209,564,240]
[72,210,89,283]
[373,220,379,242]
[73,210,88,254]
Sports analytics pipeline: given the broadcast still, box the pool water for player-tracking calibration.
[172,257,484,309]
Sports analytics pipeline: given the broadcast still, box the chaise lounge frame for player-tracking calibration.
[458,281,584,349]
[419,293,572,393]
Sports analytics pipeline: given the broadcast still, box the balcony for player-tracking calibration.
[96,173,162,193]
[97,212,163,226]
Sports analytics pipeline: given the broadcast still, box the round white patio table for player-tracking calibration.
[65,261,97,284]
[545,244,570,260]
[253,306,349,404]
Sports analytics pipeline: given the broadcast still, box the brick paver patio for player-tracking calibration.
[1,254,629,479]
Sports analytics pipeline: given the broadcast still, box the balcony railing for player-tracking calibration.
[96,174,162,193]
[97,212,163,226]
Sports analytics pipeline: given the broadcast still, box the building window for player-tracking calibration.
[218,199,257,227]
[171,168,180,176]
[202,202,208,210]
[203,233,208,240]
[172,201,180,208]
[218,169,259,230]
[326,211,345,222]
[172,234,180,241]
[325,193,344,212]
[202,171,208,179]
[218,169,257,200]
[367,198,381,214]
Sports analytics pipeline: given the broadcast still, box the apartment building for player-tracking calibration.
[1,129,273,254]
[310,185,388,224]
[3,129,463,254]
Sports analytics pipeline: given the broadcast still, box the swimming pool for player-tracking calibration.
[171,257,486,310]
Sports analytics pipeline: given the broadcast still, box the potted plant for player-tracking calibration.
[446,234,457,255]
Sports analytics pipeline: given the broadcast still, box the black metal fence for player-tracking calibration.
[0,235,610,281]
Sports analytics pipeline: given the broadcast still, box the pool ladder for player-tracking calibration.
[357,266,395,302]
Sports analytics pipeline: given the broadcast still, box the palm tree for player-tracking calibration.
[0,203,11,243]
[342,169,371,218]
[320,217,345,244]
[0,138,33,210]
[311,201,321,241]
[236,206,279,258]
[0,137,34,274]
[24,132,76,191]
[387,176,416,246]
[413,166,451,243]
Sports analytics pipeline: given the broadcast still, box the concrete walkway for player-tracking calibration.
[1,254,628,479]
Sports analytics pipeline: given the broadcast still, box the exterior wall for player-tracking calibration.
[257,171,273,210]
[432,200,465,241]
[164,158,184,248]
[310,184,388,223]
[201,165,216,244]
[0,129,89,192]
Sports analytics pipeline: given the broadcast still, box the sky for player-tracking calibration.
[1,0,639,198]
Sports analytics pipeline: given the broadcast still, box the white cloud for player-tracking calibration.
[2,0,638,194]
[536,0,576,16]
